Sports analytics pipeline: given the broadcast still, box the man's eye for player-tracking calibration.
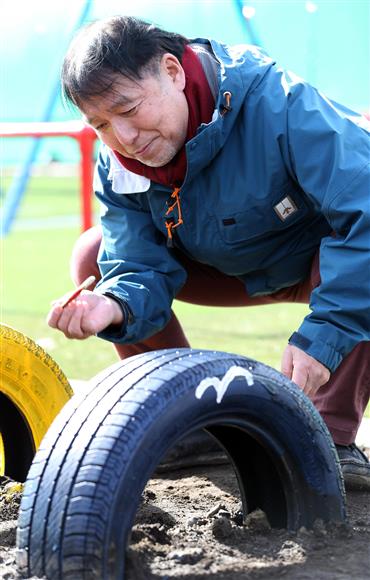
[121,105,138,116]
[95,123,108,131]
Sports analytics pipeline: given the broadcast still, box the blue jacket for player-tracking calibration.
[94,39,370,373]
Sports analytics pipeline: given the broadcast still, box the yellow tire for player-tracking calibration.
[0,324,73,481]
[0,432,4,475]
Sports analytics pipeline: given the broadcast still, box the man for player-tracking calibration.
[48,16,370,488]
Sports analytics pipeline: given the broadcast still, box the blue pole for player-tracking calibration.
[234,0,263,47]
[1,0,92,237]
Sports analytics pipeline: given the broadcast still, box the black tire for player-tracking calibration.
[16,348,346,579]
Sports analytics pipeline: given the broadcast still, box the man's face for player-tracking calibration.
[81,54,189,167]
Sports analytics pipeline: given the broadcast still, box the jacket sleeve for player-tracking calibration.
[93,148,187,344]
[280,75,370,371]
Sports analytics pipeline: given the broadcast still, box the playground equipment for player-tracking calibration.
[11,344,345,579]
[0,122,96,233]
[1,0,92,237]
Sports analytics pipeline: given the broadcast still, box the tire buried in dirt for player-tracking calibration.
[16,348,346,579]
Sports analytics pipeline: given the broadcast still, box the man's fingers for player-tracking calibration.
[291,365,309,391]
[46,305,64,329]
[281,344,331,397]
[47,293,121,340]
[304,366,331,397]
[281,348,294,380]
[47,301,92,340]
[65,301,91,339]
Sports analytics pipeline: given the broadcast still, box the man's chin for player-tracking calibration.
[141,159,171,168]
[137,145,179,167]
[117,144,180,167]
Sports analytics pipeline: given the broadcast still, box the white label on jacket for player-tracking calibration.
[107,150,151,194]
[274,195,298,221]
[195,366,254,404]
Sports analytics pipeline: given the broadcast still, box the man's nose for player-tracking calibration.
[112,118,139,146]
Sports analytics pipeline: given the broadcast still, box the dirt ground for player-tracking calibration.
[1,452,369,580]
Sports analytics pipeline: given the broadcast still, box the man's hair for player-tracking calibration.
[61,16,189,107]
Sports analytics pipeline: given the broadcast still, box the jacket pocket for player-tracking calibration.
[216,185,311,244]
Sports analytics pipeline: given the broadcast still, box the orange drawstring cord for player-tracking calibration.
[165,187,182,218]
[165,187,183,246]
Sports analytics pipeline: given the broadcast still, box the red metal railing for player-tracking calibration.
[0,121,97,231]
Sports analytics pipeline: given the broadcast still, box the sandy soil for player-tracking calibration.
[1,454,370,580]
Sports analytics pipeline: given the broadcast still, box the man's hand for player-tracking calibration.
[281,344,330,397]
[47,291,124,340]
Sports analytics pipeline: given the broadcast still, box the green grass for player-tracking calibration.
[2,174,83,219]
[1,225,117,378]
[1,173,369,418]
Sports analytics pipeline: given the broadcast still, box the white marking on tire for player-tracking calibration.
[195,366,254,404]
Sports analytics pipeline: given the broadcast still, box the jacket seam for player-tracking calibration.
[325,161,369,219]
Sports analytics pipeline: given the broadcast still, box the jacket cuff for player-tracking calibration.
[96,292,135,342]
[288,330,344,373]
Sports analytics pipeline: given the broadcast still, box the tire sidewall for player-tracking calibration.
[102,356,342,576]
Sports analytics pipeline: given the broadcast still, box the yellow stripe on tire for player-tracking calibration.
[0,324,73,480]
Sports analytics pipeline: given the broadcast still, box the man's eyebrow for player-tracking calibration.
[107,95,135,112]
[84,95,136,125]
[84,115,100,126]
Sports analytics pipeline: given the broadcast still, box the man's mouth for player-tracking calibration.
[134,138,157,158]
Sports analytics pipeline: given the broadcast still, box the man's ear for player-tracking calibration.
[161,53,186,90]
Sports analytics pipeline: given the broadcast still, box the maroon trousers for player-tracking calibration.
[71,226,370,446]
